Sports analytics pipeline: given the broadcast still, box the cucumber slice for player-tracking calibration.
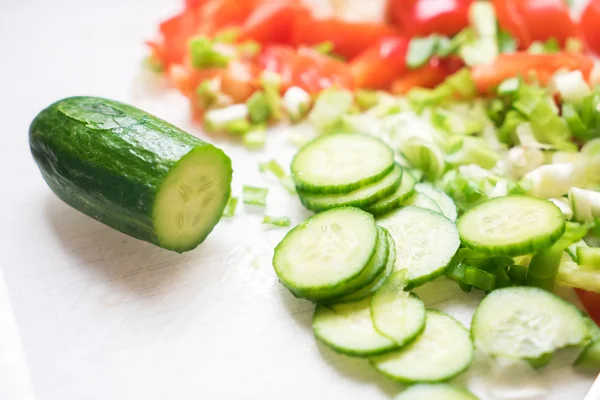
[299,164,403,213]
[370,271,426,346]
[458,196,566,256]
[394,384,479,400]
[313,297,397,357]
[403,192,442,214]
[377,207,460,288]
[273,207,378,301]
[577,247,600,268]
[366,171,416,217]
[371,310,473,383]
[471,287,590,360]
[292,133,395,194]
[338,229,396,302]
[414,183,458,221]
[305,226,390,302]
[574,318,600,373]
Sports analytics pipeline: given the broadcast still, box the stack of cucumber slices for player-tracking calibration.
[291,133,411,214]
[273,176,598,397]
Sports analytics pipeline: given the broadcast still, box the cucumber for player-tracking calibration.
[414,183,458,221]
[471,287,590,360]
[298,164,403,213]
[313,297,398,357]
[273,207,380,301]
[403,192,442,214]
[338,229,396,302]
[394,384,479,400]
[574,318,600,372]
[371,310,473,383]
[377,207,460,288]
[458,196,566,256]
[370,271,426,346]
[311,226,390,302]
[366,170,416,217]
[29,97,232,252]
[291,133,395,194]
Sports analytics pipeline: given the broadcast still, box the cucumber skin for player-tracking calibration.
[29,97,232,252]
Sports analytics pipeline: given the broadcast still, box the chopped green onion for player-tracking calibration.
[260,71,283,121]
[247,91,272,124]
[563,103,591,140]
[259,160,296,194]
[313,41,335,55]
[497,77,520,96]
[242,185,268,206]
[525,248,563,291]
[283,86,311,121]
[446,262,472,293]
[144,55,164,74]
[528,38,560,54]
[507,264,528,285]
[214,28,240,43]
[190,36,231,69]
[242,128,267,150]
[435,36,456,58]
[308,89,354,134]
[550,70,591,105]
[464,266,496,292]
[406,35,439,69]
[263,215,291,227]
[497,29,517,53]
[196,78,221,109]
[355,89,379,110]
[222,197,238,217]
[577,247,600,268]
[566,37,584,53]
[259,159,285,178]
[238,40,261,57]
[445,137,500,169]
[226,119,251,135]
[204,104,249,132]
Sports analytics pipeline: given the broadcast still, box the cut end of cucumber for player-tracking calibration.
[458,196,566,257]
[153,146,232,252]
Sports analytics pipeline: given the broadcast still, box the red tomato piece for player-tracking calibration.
[390,58,453,94]
[240,1,309,46]
[494,0,578,48]
[471,52,594,93]
[349,36,410,90]
[257,46,354,93]
[388,0,472,37]
[290,14,399,60]
[581,0,600,56]
[576,289,600,327]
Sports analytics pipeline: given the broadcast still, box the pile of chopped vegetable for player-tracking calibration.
[147,0,600,397]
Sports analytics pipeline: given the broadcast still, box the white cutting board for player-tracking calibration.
[0,0,596,399]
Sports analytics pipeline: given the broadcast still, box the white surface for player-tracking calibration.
[0,1,597,399]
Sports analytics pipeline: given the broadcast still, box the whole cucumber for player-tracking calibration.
[30,96,232,252]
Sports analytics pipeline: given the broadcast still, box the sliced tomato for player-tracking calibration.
[257,46,354,93]
[581,0,600,56]
[388,0,472,37]
[390,58,454,94]
[493,0,578,48]
[576,289,600,327]
[471,52,594,93]
[349,36,410,90]
[149,0,259,67]
[240,1,309,46]
[290,14,399,60]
